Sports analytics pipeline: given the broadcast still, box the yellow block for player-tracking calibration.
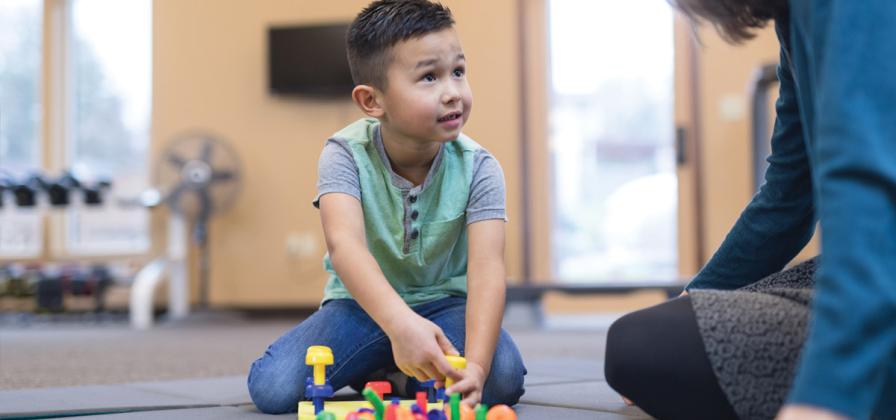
[298,399,444,420]
[444,355,467,388]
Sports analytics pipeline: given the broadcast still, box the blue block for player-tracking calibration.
[305,376,334,415]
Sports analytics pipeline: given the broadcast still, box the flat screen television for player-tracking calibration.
[268,23,354,96]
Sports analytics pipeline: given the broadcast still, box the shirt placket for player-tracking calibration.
[402,187,421,254]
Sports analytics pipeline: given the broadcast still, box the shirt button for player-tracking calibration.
[409,195,417,203]
[411,210,419,220]
[410,229,419,239]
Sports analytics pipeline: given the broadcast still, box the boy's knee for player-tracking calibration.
[482,345,526,406]
[248,361,306,414]
[248,380,301,414]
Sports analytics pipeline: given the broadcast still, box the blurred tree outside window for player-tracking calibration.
[65,0,151,254]
[0,0,43,257]
[548,0,678,282]
[0,0,151,258]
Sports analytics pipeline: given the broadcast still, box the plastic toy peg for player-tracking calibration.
[427,408,448,420]
[399,405,416,420]
[346,409,377,420]
[485,405,516,420]
[305,345,336,414]
[444,356,466,389]
[474,404,488,420]
[421,380,437,403]
[435,387,446,402]
[366,381,393,400]
[305,346,334,385]
[460,404,474,420]
[449,393,461,420]
[416,391,428,413]
[315,411,336,420]
[386,397,401,420]
[444,399,474,420]
[363,387,386,420]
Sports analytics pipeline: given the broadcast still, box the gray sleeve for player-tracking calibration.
[313,138,361,208]
[466,149,507,224]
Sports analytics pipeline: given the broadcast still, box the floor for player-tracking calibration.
[0,310,652,419]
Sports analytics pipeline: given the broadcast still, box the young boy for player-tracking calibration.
[247,0,526,414]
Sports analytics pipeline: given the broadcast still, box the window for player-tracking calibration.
[64,0,151,254]
[0,0,151,259]
[548,0,677,282]
[0,0,43,257]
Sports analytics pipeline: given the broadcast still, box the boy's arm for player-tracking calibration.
[318,193,460,381]
[449,218,506,405]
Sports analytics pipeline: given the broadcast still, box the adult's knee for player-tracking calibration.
[604,311,648,398]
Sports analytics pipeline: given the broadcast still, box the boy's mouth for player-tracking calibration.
[437,111,463,123]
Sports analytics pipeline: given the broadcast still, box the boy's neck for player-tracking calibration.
[380,124,441,186]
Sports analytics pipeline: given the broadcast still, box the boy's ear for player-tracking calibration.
[351,84,385,118]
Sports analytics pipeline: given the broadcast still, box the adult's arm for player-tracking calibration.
[786,2,896,417]
[687,28,816,291]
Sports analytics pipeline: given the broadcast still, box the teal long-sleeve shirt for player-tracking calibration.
[686,1,896,417]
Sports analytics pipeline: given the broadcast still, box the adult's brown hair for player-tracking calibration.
[668,0,788,43]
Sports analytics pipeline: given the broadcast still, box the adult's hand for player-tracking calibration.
[775,405,848,420]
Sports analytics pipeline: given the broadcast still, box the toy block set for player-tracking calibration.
[299,346,518,420]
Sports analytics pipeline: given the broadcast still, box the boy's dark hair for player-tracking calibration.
[347,0,454,89]
[669,0,787,43]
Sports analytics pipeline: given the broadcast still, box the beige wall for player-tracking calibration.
[696,26,779,259]
[152,1,818,309]
[684,23,818,268]
[152,0,524,307]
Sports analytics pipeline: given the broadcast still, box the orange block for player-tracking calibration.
[486,404,517,420]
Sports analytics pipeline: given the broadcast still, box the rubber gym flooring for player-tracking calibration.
[0,311,651,419]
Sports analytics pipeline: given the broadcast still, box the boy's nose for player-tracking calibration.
[441,83,462,103]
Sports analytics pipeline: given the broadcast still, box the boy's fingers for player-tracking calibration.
[419,364,439,382]
[460,392,481,407]
[446,377,473,396]
[400,365,422,381]
[410,367,430,382]
[435,332,460,356]
[433,356,462,381]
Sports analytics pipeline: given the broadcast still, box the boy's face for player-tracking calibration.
[378,28,472,144]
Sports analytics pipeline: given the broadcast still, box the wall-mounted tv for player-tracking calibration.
[268,23,354,97]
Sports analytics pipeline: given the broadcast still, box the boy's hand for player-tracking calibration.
[387,314,461,383]
[446,361,487,406]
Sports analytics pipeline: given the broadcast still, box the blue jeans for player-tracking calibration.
[247,297,527,414]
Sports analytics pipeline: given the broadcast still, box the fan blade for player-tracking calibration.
[211,170,235,183]
[165,183,188,213]
[167,153,188,169]
[200,139,214,163]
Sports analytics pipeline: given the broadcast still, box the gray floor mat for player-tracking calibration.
[522,380,650,418]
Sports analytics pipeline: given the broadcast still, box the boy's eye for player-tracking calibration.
[422,73,436,82]
[453,68,465,78]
